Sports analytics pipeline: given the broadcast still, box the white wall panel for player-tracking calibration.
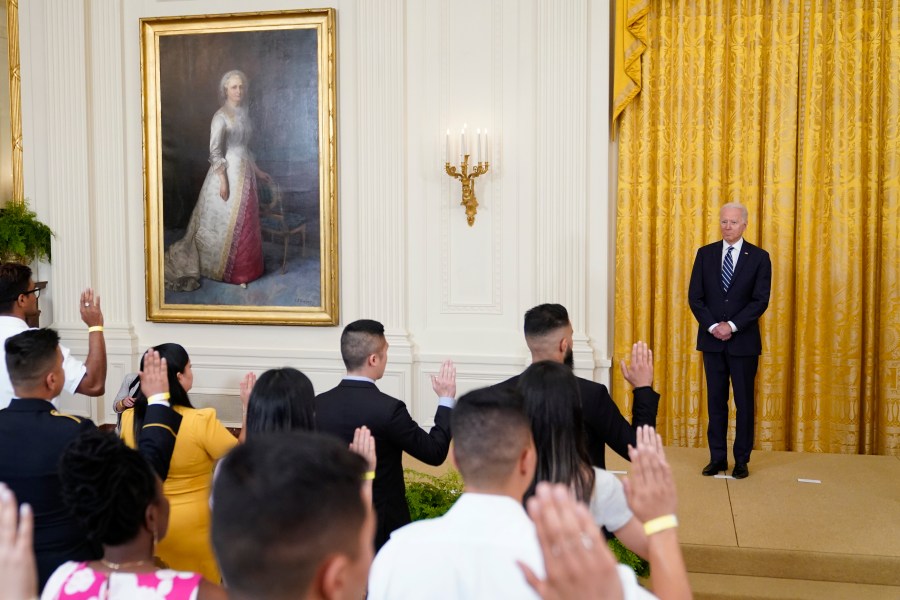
[17,0,614,424]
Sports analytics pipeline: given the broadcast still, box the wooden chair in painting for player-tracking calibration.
[259,182,307,274]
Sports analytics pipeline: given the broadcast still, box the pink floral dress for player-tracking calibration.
[40,561,202,600]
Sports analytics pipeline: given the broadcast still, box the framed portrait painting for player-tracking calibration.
[141,9,339,325]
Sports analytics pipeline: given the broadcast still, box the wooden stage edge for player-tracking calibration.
[406,446,900,600]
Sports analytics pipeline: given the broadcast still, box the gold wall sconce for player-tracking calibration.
[444,125,490,226]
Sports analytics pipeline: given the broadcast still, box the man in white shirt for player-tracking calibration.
[0,263,106,409]
[368,386,654,600]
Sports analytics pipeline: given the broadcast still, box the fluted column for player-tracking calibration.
[356,0,412,368]
[87,0,137,422]
[534,0,592,372]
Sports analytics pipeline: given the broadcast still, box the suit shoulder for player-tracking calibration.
[576,376,608,392]
[743,241,770,258]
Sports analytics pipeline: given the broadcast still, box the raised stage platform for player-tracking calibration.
[406,445,900,599]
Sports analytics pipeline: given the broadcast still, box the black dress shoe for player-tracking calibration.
[702,460,727,476]
[732,463,749,479]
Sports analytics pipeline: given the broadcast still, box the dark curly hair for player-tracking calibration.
[58,429,159,546]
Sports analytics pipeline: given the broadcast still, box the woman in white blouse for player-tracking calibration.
[518,360,650,559]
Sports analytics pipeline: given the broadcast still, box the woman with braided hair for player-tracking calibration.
[41,430,225,599]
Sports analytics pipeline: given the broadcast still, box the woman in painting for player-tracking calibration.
[165,69,272,291]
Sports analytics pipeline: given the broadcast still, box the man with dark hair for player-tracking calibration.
[0,329,181,590]
[316,319,455,549]
[212,432,374,600]
[496,303,659,468]
[0,263,106,409]
[369,386,654,599]
[368,386,541,598]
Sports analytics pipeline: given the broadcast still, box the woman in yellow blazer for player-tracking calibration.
[122,343,237,583]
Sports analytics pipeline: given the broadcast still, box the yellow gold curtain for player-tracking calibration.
[613,0,900,455]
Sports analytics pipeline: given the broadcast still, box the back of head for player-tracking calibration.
[523,303,569,338]
[132,343,193,441]
[59,429,158,546]
[4,327,59,391]
[212,432,369,599]
[246,368,316,439]
[340,319,385,371]
[0,262,32,314]
[451,386,532,490]
[517,360,593,501]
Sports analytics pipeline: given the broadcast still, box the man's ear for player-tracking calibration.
[316,554,351,600]
[520,440,536,480]
[44,369,58,392]
[366,353,378,368]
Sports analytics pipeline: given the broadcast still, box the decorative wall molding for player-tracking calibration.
[17,0,616,426]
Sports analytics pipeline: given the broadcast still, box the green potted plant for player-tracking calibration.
[0,199,54,264]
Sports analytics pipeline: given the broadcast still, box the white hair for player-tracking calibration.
[720,202,748,224]
[219,70,249,101]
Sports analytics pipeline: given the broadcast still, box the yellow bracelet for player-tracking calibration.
[88,326,104,333]
[643,514,678,536]
[146,392,171,404]
[363,471,376,480]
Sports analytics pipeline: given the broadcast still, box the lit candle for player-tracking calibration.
[484,129,490,163]
[460,128,465,158]
[445,129,450,163]
[478,129,484,164]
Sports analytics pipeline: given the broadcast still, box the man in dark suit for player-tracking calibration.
[689,202,771,479]
[495,304,659,469]
[315,319,455,549]
[0,329,181,590]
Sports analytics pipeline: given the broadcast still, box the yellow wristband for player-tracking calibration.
[147,392,171,404]
[643,514,678,536]
[363,471,375,480]
[88,326,104,333]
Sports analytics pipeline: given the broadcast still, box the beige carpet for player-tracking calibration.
[406,446,900,599]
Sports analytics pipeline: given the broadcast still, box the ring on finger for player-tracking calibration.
[84,302,91,307]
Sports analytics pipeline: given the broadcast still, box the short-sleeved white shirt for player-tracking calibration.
[589,467,634,532]
[0,316,86,410]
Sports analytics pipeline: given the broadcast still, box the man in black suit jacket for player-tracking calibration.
[315,319,455,549]
[495,304,659,469]
[0,329,181,589]
[689,202,771,479]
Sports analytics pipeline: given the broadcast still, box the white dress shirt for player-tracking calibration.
[0,316,86,410]
[367,492,655,600]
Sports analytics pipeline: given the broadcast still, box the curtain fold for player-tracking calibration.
[614,0,900,455]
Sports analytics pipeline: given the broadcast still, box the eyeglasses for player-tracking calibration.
[21,287,41,299]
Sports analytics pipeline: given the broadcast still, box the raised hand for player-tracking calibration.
[622,425,677,523]
[79,288,104,328]
[350,426,376,471]
[430,359,457,398]
[620,341,653,388]
[139,349,169,399]
[0,484,37,600]
[239,372,257,412]
[518,483,623,600]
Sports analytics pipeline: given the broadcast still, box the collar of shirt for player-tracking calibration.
[343,375,376,384]
[722,237,744,255]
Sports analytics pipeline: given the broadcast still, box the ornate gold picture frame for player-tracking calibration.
[141,9,339,325]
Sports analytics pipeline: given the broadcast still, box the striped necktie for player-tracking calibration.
[722,246,734,292]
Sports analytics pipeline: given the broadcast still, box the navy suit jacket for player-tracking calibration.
[688,240,772,355]
[315,380,452,548]
[495,374,659,469]
[0,398,181,590]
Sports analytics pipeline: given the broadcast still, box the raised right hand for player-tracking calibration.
[139,350,169,399]
[0,484,37,600]
[622,425,677,523]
